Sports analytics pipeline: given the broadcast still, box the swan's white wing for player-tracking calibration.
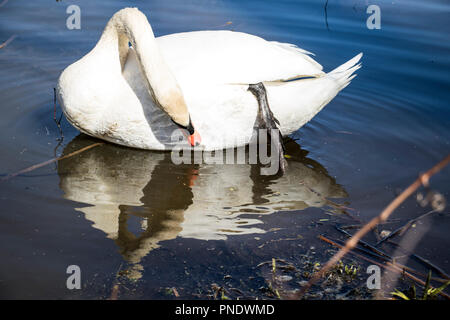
[155,30,324,85]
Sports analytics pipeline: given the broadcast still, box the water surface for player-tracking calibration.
[0,0,449,299]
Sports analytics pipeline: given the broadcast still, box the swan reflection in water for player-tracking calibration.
[58,135,347,279]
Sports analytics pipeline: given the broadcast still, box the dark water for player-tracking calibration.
[0,0,449,299]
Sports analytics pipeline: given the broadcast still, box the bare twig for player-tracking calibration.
[315,235,450,300]
[1,142,104,182]
[323,235,448,284]
[0,34,17,49]
[53,88,64,141]
[324,0,330,31]
[337,226,447,283]
[336,225,392,260]
[0,0,8,9]
[330,236,391,262]
[385,240,450,280]
[295,154,450,298]
[326,199,361,223]
[375,209,438,246]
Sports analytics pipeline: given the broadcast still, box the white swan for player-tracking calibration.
[57,7,362,150]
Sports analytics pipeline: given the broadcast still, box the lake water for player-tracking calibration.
[0,0,449,299]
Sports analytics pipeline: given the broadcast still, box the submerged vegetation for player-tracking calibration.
[391,271,450,300]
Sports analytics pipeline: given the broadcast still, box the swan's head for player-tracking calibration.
[160,91,201,147]
[172,114,202,147]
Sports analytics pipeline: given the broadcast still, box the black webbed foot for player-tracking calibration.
[248,82,287,174]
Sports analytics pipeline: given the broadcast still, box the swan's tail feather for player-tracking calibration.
[328,52,363,90]
[270,41,324,71]
[329,53,363,74]
[259,52,362,87]
[249,53,363,136]
[260,53,362,90]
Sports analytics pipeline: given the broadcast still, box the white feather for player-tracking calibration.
[57,8,362,151]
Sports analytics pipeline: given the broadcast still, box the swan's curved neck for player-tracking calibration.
[96,8,189,127]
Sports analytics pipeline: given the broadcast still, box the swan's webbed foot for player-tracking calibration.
[248,82,287,174]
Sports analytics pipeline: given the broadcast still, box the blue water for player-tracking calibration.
[0,0,449,299]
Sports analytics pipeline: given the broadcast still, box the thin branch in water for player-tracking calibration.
[52,88,64,166]
[375,209,438,246]
[53,88,64,141]
[0,0,8,9]
[318,235,450,299]
[326,199,361,223]
[295,154,450,298]
[0,34,17,49]
[1,142,104,182]
[338,218,450,281]
[335,225,392,260]
[330,235,391,262]
[385,239,450,280]
[322,234,447,284]
[324,0,330,31]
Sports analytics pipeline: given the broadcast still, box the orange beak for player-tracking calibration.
[188,130,201,147]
